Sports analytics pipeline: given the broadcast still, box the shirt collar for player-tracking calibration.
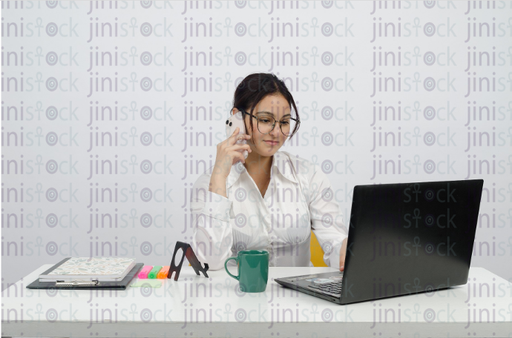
[226,151,298,190]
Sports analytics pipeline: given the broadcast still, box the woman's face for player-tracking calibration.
[234,94,291,157]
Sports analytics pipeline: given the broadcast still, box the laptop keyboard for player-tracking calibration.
[306,275,343,297]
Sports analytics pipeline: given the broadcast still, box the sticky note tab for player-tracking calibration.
[157,266,170,279]
[138,265,152,279]
[148,266,163,279]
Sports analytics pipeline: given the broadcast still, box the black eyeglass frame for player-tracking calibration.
[237,107,300,137]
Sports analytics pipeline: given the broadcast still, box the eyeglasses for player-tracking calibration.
[238,108,299,137]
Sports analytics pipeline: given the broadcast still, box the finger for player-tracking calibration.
[234,153,246,164]
[227,127,242,145]
[231,144,252,152]
[229,127,240,139]
[230,150,246,164]
[339,246,346,271]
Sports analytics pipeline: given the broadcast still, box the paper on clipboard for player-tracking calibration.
[39,257,136,282]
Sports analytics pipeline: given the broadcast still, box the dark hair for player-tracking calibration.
[232,73,300,141]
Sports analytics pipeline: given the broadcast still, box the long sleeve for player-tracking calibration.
[307,164,348,269]
[190,173,235,271]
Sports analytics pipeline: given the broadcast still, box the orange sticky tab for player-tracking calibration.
[157,266,170,279]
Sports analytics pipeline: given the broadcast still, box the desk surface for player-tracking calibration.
[1,265,511,338]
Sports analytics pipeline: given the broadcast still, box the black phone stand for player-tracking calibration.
[167,241,209,281]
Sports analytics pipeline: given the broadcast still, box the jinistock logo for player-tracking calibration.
[2,0,511,312]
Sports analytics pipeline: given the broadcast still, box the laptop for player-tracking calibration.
[275,179,484,305]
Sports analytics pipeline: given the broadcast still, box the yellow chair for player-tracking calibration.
[310,231,327,267]
[194,232,327,267]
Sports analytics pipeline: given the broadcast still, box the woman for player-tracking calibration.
[191,73,348,271]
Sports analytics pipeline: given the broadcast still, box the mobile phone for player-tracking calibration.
[225,111,249,160]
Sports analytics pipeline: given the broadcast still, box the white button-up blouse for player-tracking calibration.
[191,150,348,271]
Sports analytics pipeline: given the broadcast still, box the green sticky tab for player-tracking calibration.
[130,280,162,288]
[148,266,163,279]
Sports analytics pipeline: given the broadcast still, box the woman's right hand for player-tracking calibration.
[212,127,252,179]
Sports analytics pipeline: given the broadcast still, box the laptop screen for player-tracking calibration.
[340,179,483,304]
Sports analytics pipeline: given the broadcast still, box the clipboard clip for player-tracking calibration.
[55,280,100,287]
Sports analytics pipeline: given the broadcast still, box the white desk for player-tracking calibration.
[1,265,511,338]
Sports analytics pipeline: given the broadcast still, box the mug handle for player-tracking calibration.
[224,257,239,280]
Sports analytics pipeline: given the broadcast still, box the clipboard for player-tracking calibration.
[26,258,143,290]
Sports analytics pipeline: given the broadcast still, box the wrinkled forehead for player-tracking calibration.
[254,95,291,118]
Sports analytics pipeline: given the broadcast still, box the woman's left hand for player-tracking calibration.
[339,237,348,271]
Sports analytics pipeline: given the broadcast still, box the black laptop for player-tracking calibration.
[275,179,484,305]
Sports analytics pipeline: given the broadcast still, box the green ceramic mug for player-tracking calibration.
[224,250,269,293]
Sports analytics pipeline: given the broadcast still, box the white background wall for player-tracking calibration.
[2,0,511,293]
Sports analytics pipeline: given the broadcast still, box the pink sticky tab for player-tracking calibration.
[138,265,153,279]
